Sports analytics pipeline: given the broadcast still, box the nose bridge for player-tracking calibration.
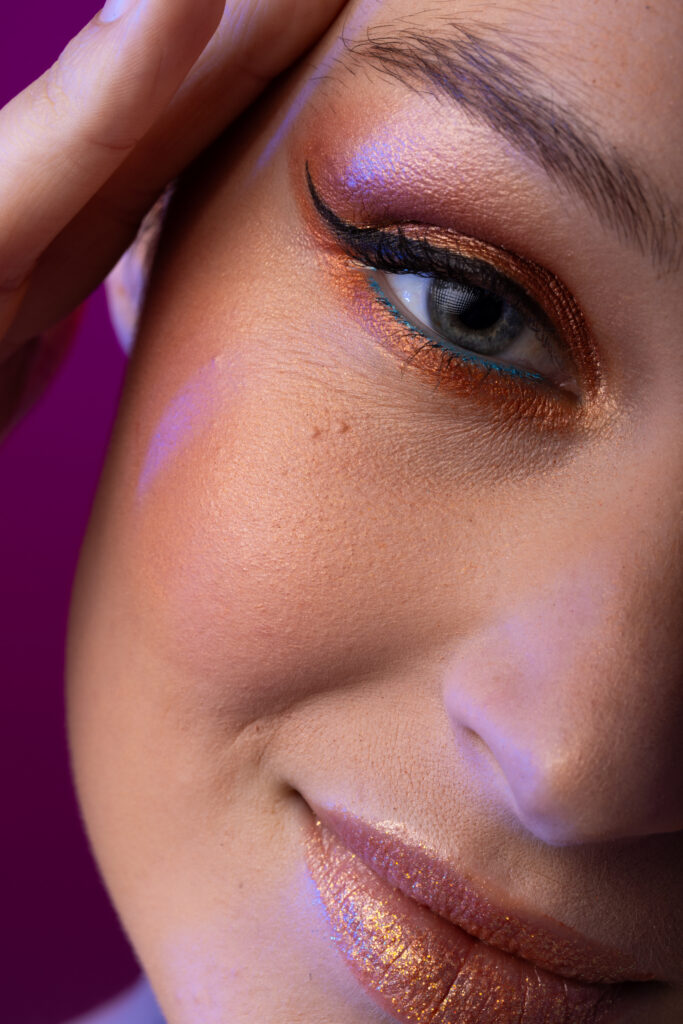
[443,473,683,847]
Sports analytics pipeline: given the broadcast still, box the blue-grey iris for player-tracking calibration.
[427,279,525,356]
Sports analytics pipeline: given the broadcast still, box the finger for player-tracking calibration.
[3,0,348,348]
[0,0,226,343]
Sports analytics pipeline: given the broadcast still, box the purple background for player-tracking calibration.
[1,2,140,1020]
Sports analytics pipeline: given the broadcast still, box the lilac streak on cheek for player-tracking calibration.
[137,357,237,500]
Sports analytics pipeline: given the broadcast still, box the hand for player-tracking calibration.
[0,0,347,432]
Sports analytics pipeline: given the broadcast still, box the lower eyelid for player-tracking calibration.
[347,267,583,433]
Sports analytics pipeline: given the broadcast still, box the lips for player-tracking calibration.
[302,803,654,1024]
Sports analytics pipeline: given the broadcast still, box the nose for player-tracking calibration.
[443,555,683,847]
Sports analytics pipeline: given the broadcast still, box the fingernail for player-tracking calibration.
[99,0,138,24]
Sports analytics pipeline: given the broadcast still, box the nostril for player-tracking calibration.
[457,719,603,846]
[458,722,507,781]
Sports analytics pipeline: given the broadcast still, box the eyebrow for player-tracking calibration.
[339,22,681,273]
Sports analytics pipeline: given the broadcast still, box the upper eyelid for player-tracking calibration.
[356,233,545,308]
[335,221,556,345]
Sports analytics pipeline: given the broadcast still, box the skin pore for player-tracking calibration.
[67,1,682,1022]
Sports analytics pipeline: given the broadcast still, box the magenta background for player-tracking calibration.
[1,2,140,1020]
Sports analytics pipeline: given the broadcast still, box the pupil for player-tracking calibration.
[430,279,503,333]
[458,292,503,331]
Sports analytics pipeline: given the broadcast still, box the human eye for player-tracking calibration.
[367,263,574,392]
[306,165,602,422]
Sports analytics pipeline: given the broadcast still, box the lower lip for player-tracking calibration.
[304,816,622,1024]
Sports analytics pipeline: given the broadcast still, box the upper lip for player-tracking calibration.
[306,799,658,986]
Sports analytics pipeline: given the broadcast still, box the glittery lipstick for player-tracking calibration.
[303,804,655,1024]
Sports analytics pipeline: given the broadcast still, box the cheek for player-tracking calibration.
[106,294,501,741]
[118,357,443,724]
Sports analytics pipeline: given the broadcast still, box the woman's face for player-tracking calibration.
[67,0,682,1021]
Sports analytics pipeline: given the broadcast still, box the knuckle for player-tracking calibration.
[78,125,140,158]
[35,59,72,123]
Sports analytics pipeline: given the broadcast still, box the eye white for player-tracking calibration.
[387,272,432,328]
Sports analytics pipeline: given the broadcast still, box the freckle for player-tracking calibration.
[338,421,350,434]
[311,426,322,439]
